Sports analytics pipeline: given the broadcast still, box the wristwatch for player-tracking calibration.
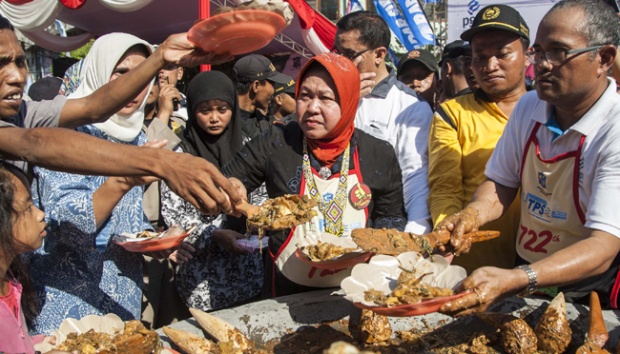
[516,264,538,298]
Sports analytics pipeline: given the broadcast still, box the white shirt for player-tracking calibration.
[486,79,620,238]
[355,71,433,234]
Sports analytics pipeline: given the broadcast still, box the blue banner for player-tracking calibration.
[347,0,365,14]
[373,0,421,50]
[395,0,435,46]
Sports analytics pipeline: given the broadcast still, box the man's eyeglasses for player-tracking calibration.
[330,47,373,61]
[526,45,604,66]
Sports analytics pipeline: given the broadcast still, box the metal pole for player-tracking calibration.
[199,0,211,72]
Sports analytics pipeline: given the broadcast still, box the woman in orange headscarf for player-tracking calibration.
[224,53,406,296]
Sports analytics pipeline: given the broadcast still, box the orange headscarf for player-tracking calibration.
[296,53,361,167]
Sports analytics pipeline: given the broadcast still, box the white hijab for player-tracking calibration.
[68,32,153,142]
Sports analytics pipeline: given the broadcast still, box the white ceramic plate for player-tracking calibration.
[34,313,175,353]
[340,251,467,307]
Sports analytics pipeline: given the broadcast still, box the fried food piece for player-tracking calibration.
[112,320,161,354]
[358,309,392,344]
[189,307,253,351]
[135,231,158,239]
[305,241,359,261]
[576,342,611,353]
[163,326,218,354]
[56,330,112,353]
[577,292,610,353]
[502,317,538,354]
[323,341,378,354]
[248,195,318,237]
[476,313,537,354]
[351,228,500,255]
[535,292,571,353]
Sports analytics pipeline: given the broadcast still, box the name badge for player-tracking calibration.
[349,183,372,210]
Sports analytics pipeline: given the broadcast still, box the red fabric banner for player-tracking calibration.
[59,0,87,9]
[4,0,34,4]
[284,0,335,50]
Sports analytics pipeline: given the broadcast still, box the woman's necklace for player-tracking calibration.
[302,138,350,236]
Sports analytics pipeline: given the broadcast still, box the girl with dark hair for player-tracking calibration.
[0,167,51,353]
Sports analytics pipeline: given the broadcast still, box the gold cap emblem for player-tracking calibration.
[482,6,500,21]
[407,50,421,59]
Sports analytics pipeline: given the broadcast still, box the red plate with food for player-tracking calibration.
[112,225,195,253]
[295,247,373,270]
[295,231,372,270]
[187,9,286,55]
[340,252,468,317]
[33,314,177,353]
[353,291,472,317]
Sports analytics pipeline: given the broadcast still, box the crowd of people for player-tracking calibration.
[2,0,620,352]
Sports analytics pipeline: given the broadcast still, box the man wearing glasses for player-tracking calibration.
[428,4,529,273]
[334,11,434,235]
[438,0,620,315]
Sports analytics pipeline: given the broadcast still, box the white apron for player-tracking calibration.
[518,122,587,262]
[519,122,620,307]
[273,149,369,287]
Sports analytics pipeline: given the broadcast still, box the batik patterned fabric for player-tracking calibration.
[160,154,266,311]
[26,125,150,335]
[59,59,83,96]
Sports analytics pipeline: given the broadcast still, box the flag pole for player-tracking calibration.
[199,0,211,72]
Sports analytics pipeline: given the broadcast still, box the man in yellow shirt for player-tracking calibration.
[428,4,530,272]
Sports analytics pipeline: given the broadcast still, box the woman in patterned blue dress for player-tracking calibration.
[26,33,156,335]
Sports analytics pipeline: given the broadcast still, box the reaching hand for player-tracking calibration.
[157,84,182,124]
[168,242,196,264]
[435,206,480,255]
[157,33,234,67]
[212,229,249,255]
[159,152,242,215]
[439,266,520,317]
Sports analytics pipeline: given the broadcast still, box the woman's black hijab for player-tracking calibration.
[180,71,244,168]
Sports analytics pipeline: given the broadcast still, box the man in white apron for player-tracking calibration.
[436,0,620,316]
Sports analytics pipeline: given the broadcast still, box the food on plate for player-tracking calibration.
[535,292,572,353]
[364,270,454,307]
[162,326,217,354]
[136,231,159,239]
[358,309,391,344]
[56,320,161,354]
[350,228,500,256]
[246,195,318,237]
[122,224,195,241]
[303,241,359,262]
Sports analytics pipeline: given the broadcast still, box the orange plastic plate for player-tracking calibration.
[353,290,473,317]
[187,9,286,55]
[295,248,373,270]
[113,232,190,253]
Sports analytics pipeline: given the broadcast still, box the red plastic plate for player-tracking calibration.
[113,232,191,253]
[353,291,473,317]
[187,9,286,55]
[295,248,373,270]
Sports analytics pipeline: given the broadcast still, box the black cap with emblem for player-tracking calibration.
[461,4,529,43]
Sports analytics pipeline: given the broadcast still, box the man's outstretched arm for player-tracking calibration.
[59,33,233,128]
[0,126,241,214]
